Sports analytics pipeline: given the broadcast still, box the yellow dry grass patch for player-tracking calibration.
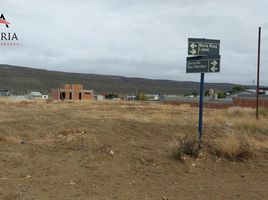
[192,106,268,160]
[208,133,255,160]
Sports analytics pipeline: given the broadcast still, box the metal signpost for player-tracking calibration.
[186,38,221,147]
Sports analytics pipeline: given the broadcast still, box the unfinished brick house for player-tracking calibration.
[51,84,93,100]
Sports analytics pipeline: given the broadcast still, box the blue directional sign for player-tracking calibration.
[188,38,220,56]
[186,55,220,73]
[186,37,221,147]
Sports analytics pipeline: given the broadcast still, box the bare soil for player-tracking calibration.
[0,100,267,200]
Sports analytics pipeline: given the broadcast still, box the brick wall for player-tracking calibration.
[233,97,268,108]
[83,92,93,100]
[64,84,83,90]
[73,84,83,90]
[51,90,59,100]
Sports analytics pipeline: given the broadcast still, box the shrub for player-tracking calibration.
[137,94,148,101]
[229,85,246,93]
[217,92,226,99]
[105,93,119,99]
[175,136,200,160]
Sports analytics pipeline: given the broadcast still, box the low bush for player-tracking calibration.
[175,136,200,160]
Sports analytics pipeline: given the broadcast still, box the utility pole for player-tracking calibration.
[256,27,261,120]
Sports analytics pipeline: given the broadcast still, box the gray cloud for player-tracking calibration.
[1,0,268,85]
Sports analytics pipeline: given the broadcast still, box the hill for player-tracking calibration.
[0,64,236,95]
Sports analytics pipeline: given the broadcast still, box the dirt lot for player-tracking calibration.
[0,100,267,200]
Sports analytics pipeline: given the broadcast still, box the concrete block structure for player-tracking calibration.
[51,84,93,100]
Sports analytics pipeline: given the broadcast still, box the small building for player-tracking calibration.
[0,89,10,96]
[27,91,43,100]
[126,95,137,101]
[225,87,268,107]
[225,89,254,101]
[145,94,160,101]
[226,88,268,101]
[51,84,93,100]
[259,87,268,95]
[95,95,104,101]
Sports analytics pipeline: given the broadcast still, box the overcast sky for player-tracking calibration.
[1,0,268,85]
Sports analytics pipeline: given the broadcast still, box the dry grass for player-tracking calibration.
[233,117,268,135]
[0,98,267,162]
[208,134,255,160]
[226,107,255,117]
[259,107,268,117]
[204,107,268,160]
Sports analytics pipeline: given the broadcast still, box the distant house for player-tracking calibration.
[225,89,254,101]
[259,87,268,95]
[145,94,160,101]
[226,88,268,101]
[95,95,104,101]
[51,84,93,100]
[0,89,10,97]
[27,91,43,100]
[126,95,137,101]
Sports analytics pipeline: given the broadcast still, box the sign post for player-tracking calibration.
[198,73,205,147]
[186,38,221,147]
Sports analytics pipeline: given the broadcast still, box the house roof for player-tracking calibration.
[227,89,254,96]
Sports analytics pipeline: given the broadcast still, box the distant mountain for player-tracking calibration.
[0,64,238,95]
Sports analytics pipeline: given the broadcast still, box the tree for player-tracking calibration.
[217,92,226,99]
[137,94,148,101]
[229,85,245,93]
[105,93,119,99]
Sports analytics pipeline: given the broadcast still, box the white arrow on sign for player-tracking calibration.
[190,49,197,55]
[189,43,198,55]
[190,43,197,49]
[210,60,218,72]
